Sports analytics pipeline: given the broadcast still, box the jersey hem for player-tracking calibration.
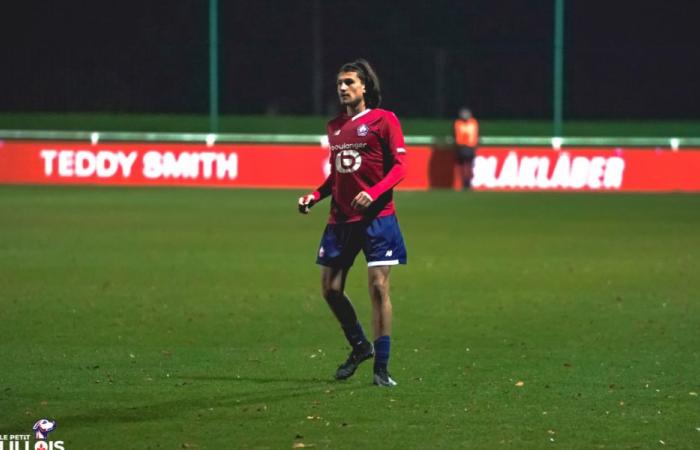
[327,209,395,225]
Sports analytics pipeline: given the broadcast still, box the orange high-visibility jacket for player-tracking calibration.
[454,118,479,147]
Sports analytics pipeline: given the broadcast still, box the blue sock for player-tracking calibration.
[341,321,368,349]
[373,335,391,372]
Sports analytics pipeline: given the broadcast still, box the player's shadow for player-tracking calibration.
[2,377,370,431]
[180,375,336,384]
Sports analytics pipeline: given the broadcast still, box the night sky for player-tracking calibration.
[2,0,698,119]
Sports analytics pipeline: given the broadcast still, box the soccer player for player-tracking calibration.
[298,59,407,387]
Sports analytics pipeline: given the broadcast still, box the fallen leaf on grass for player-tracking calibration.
[306,415,322,420]
[547,430,556,435]
[689,392,698,396]
[292,443,315,448]
[181,443,198,448]
[515,381,525,387]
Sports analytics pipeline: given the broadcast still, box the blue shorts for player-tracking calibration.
[316,214,408,268]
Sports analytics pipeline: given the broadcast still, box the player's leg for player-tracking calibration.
[368,265,392,338]
[321,265,368,347]
[322,265,374,379]
[363,215,406,387]
[316,222,373,380]
[368,265,397,386]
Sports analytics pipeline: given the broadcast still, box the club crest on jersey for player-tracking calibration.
[357,124,369,137]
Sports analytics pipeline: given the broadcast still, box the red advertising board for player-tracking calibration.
[0,140,433,190]
[0,140,699,192]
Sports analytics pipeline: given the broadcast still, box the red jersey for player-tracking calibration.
[312,108,407,224]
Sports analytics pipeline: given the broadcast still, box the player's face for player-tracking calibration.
[337,71,366,108]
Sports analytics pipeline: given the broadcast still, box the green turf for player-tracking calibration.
[1,187,699,449]
[2,113,700,137]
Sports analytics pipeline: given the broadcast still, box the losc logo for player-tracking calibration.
[335,150,362,174]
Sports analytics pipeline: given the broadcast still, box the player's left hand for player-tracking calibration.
[351,191,373,210]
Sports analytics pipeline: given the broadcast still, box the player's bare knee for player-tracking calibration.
[322,285,343,303]
[369,279,390,302]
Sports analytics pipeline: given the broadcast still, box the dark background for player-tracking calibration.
[1,0,698,119]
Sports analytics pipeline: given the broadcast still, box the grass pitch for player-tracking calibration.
[1,187,699,449]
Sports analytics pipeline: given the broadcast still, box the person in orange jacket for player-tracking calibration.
[454,107,479,189]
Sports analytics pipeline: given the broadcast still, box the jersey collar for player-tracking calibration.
[350,108,372,121]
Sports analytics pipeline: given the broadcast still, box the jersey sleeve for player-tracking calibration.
[312,173,333,201]
[365,112,407,200]
[384,111,407,156]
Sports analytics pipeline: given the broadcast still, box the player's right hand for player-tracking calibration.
[298,194,316,214]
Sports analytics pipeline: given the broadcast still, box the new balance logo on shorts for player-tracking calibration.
[385,250,393,257]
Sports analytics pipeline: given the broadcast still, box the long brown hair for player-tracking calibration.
[338,59,382,108]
